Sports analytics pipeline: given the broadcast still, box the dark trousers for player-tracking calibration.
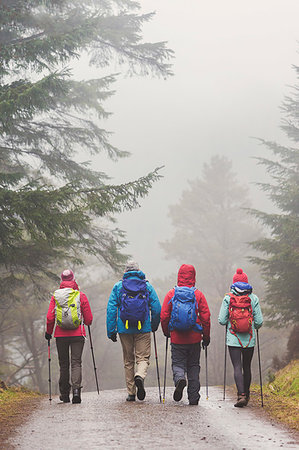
[228,346,254,396]
[56,336,85,394]
[171,343,201,403]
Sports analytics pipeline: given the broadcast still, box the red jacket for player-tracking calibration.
[46,280,93,337]
[161,264,210,344]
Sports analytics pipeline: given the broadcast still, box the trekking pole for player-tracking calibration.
[163,336,169,403]
[205,345,208,400]
[153,332,162,403]
[223,325,227,401]
[48,340,52,403]
[257,329,264,407]
[88,325,100,395]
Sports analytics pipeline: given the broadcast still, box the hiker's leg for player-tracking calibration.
[134,332,151,380]
[186,343,201,404]
[242,347,254,397]
[120,334,136,395]
[70,336,85,390]
[56,337,71,395]
[228,346,245,395]
[171,343,187,385]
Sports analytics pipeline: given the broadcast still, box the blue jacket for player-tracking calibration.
[218,283,263,348]
[106,270,161,337]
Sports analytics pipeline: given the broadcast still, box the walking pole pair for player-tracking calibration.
[204,344,209,400]
[48,340,52,403]
[163,336,169,403]
[223,325,227,401]
[257,329,264,407]
[153,332,162,403]
[88,325,100,395]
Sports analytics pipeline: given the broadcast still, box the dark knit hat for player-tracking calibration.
[61,269,75,281]
[233,268,248,283]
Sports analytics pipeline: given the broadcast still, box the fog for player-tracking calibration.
[71,0,298,279]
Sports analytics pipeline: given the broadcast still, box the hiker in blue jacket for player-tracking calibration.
[106,261,161,402]
[218,268,263,407]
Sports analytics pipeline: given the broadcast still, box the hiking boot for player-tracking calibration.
[234,393,247,408]
[72,388,81,404]
[173,378,187,402]
[189,394,200,406]
[244,394,250,406]
[134,375,146,401]
[126,394,136,402]
[59,394,70,403]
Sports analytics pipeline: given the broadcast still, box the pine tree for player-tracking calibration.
[161,155,262,298]
[249,66,299,327]
[0,0,173,297]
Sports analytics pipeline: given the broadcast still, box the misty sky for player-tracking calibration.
[74,0,299,279]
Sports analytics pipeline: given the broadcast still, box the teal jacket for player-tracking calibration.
[106,270,161,338]
[218,288,263,348]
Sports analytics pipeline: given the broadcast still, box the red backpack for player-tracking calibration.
[228,293,253,348]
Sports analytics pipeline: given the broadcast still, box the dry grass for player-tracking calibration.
[0,385,43,447]
[250,360,299,432]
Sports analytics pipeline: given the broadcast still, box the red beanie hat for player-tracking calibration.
[61,269,75,281]
[233,268,248,283]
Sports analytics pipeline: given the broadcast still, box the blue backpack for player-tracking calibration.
[120,278,149,330]
[169,286,202,333]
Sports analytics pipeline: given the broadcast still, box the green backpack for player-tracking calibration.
[54,288,82,329]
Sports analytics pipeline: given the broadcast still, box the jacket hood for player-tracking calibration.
[123,270,146,280]
[230,281,253,295]
[177,264,196,287]
[59,280,79,290]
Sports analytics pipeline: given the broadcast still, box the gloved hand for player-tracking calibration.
[109,333,117,342]
[45,332,52,341]
[151,325,158,333]
[202,337,210,349]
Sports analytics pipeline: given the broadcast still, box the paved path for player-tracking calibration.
[8,387,299,449]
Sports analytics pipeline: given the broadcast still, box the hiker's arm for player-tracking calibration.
[161,290,174,337]
[197,292,211,340]
[218,296,229,326]
[252,296,263,329]
[106,283,119,339]
[46,296,56,335]
[148,285,161,332]
[81,293,93,326]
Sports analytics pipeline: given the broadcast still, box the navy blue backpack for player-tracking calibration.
[120,278,149,330]
[169,286,202,333]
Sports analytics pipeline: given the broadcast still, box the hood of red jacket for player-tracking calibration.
[59,280,79,290]
[177,264,196,287]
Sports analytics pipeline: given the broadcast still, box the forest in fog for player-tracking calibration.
[0,0,298,393]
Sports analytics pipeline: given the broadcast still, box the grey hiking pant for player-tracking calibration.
[56,336,85,394]
[171,342,201,403]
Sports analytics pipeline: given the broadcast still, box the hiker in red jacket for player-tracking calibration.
[45,269,93,404]
[161,264,210,405]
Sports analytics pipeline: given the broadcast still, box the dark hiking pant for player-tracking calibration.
[56,336,85,395]
[228,346,254,396]
[171,343,201,403]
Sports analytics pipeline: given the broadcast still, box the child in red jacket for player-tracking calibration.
[161,264,210,405]
[46,269,93,404]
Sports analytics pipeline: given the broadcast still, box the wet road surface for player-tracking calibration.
[8,387,299,449]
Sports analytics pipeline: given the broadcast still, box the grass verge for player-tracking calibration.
[250,359,299,432]
[0,384,43,446]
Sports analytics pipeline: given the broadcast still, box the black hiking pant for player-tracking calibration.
[56,336,85,395]
[171,343,201,403]
[228,346,254,396]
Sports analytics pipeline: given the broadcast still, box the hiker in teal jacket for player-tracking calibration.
[218,268,263,407]
[106,261,161,402]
